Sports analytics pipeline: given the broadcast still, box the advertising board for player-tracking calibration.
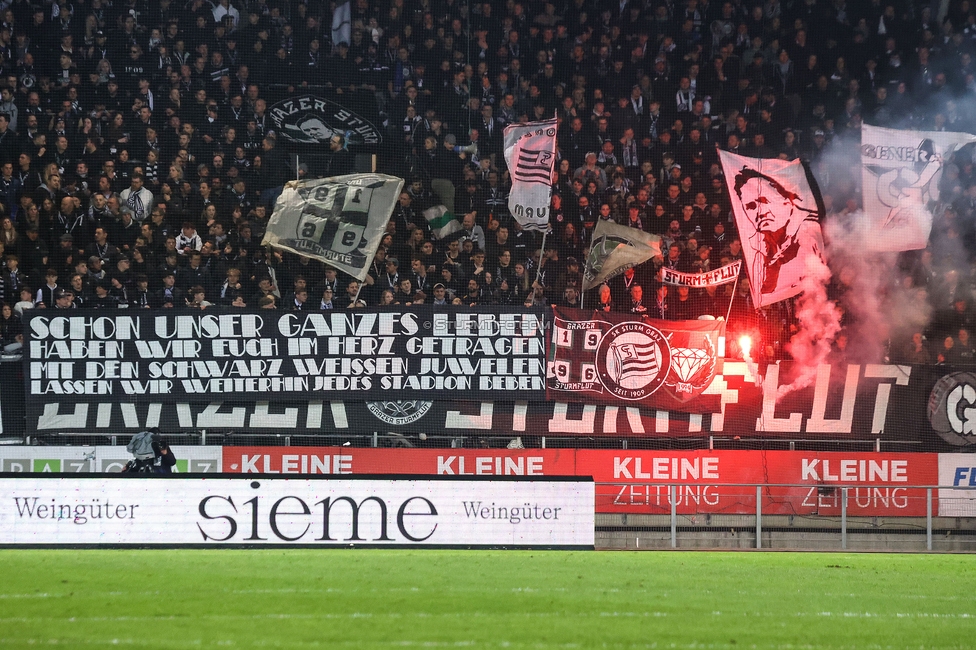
[221,447,575,476]
[0,446,221,473]
[937,454,976,517]
[580,450,937,517]
[0,476,594,548]
[221,448,938,517]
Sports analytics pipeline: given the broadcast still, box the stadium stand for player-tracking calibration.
[1,0,975,450]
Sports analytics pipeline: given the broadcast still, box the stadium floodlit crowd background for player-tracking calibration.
[0,0,971,365]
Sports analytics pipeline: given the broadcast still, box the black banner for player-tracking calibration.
[19,361,974,448]
[23,308,547,413]
[268,91,384,150]
[19,303,976,448]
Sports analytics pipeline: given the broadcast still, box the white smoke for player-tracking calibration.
[805,127,960,374]
[776,252,842,399]
[823,213,933,362]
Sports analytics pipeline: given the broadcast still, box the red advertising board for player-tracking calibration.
[579,450,937,517]
[221,448,938,516]
[222,447,577,476]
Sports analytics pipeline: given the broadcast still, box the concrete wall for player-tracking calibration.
[595,514,976,552]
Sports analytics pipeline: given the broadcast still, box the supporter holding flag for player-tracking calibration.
[582,219,662,292]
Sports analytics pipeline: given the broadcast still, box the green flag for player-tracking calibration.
[424,205,463,240]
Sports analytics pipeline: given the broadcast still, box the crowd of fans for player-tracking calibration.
[0,0,973,364]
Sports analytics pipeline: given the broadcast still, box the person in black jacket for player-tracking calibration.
[0,302,22,352]
[152,437,177,474]
[125,428,177,474]
[325,134,354,176]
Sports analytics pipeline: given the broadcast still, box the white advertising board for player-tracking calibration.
[0,446,222,473]
[0,477,594,548]
[938,454,976,517]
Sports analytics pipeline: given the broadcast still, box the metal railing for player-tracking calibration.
[594,483,976,552]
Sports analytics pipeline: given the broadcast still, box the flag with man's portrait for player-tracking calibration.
[718,150,826,308]
[504,119,557,232]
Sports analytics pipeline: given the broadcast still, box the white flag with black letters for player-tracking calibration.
[504,119,557,232]
[262,174,404,282]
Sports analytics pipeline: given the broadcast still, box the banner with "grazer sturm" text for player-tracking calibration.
[17,362,976,448]
[546,308,725,409]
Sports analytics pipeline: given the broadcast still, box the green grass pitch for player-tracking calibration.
[1,550,973,649]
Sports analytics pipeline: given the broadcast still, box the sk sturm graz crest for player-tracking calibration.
[595,322,671,400]
[663,330,718,402]
[269,95,382,145]
[547,307,725,410]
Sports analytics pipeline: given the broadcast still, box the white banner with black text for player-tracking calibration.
[0,477,594,548]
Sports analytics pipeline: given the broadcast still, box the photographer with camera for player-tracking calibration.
[123,428,177,474]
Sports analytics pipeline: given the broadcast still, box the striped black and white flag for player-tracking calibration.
[503,119,557,232]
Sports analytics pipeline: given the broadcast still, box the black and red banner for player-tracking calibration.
[547,308,725,409]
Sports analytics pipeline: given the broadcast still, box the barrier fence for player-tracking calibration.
[594,483,976,552]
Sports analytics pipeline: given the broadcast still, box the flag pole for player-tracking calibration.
[534,226,549,287]
[577,100,587,307]
[536,111,559,292]
[725,273,739,323]
[352,281,364,307]
[580,237,591,308]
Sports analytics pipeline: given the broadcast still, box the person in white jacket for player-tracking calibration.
[118,174,154,222]
[175,222,203,254]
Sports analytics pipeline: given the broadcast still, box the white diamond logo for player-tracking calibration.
[670,347,710,382]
